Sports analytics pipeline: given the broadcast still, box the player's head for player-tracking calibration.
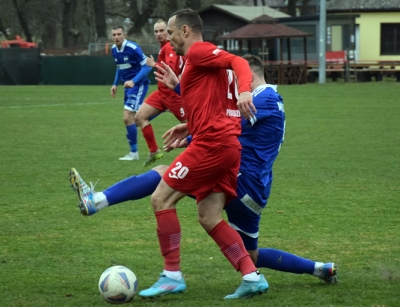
[167,8,203,56]
[242,54,264,78]
[111,26,125,47]
[243,54,266,90]
[153,19,168,43]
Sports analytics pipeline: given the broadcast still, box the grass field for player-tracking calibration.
[0,82,399,307]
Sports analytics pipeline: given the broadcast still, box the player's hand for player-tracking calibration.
[124,80,134,88]
[237,91,256,120]
[163,138,189,153]
[162,123,190,151]
[154,61,179,90]
[146,55,156,68]
[111,85,117,98]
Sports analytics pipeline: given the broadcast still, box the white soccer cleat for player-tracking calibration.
[119,151,139,161]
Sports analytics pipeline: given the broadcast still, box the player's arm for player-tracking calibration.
[222,54,256,119]
[111,68,120,97]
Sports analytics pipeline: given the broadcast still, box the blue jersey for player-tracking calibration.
[111,39,149,85]
[238,84,285,208]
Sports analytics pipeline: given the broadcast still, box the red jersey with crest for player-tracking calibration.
[158,41,184,97]
[180,41,252,148]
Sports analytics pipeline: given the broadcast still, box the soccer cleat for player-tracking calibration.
[319,262,338,284]
[138,273,186,298]
[69,168,98,216]
[143,149,163,167]
[224,274,269,299]
[119,151,139,161]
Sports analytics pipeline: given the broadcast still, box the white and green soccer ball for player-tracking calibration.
[98,265,138,304]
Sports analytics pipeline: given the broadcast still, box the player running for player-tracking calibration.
[135,19,186,166]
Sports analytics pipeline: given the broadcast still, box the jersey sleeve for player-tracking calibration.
[129,43,147,66]
[189,43,251,93]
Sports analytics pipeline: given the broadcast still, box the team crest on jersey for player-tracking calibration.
[212,49,222,56]
[124,56,128,61]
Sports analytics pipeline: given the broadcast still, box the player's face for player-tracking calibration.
[111,28,125,47]
[153,22,168,43]
[167,16,185,56]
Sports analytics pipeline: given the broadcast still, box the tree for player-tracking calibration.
[287,0,297,16]
[11,0,33,41]
[93,0,107,39]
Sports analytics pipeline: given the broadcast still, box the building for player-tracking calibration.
[326,0,400,61]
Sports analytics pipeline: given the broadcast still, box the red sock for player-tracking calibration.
[209,220,256,276]
[142,125,159,153]
[155,209,181,271]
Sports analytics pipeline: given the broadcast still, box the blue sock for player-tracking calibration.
[103,170,161,206]
[256,248,315,275]
[126,124,137,152]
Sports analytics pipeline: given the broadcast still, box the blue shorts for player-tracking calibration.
[123,83,149,112]
[224,172,271,250]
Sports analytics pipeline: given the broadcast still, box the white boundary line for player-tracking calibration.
[0,102,109,109]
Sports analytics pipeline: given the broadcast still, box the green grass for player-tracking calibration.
[0,82,399,306]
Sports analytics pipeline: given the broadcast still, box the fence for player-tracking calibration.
[0,49,158,85]
[0,48,40,85]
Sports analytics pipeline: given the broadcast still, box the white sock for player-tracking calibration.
[243,271,260,281]
[94,192,109,210]
[313,262,324,278]
[163,270,182,281]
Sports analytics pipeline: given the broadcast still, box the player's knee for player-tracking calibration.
[152,165,168,176]
[123,110,136,126]
[198,214,221,233]
[134,110,145,126]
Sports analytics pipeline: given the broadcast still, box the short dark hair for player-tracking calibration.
[242,54,264,77]
[170,8,203,33]
[112,25,124,31]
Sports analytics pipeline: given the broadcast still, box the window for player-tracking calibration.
[381,23,400,55]
[285,25,316,54]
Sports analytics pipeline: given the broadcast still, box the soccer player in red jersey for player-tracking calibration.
[135,19,186,167]
[138,9,268,300]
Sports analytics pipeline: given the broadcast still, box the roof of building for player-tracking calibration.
[216,15,312,40]
[198,4,290,22]
[326,0,400,11]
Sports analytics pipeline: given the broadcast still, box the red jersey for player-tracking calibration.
[158,41,184,97]
[180,42,252,148]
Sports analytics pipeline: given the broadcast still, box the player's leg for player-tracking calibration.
[138,179,187,298]
[135,92,164,166]
[197,192,268,300]
[69,165,167,216]
[120,84,148,161]
[225,176,338,283]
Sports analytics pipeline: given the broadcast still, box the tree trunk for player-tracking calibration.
[92,0,107,39]
[128,0,158,36]
[62,0,80,47]
[287,0,297,16]
[10,0,33,41]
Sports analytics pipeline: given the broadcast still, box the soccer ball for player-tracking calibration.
[98,265,138,304]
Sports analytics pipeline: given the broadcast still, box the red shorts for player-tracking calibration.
[163,144,241,203]
[145,90,186,121]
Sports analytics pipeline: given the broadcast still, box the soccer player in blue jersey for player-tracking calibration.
[70,54,337,295]
[110,26,152,161]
